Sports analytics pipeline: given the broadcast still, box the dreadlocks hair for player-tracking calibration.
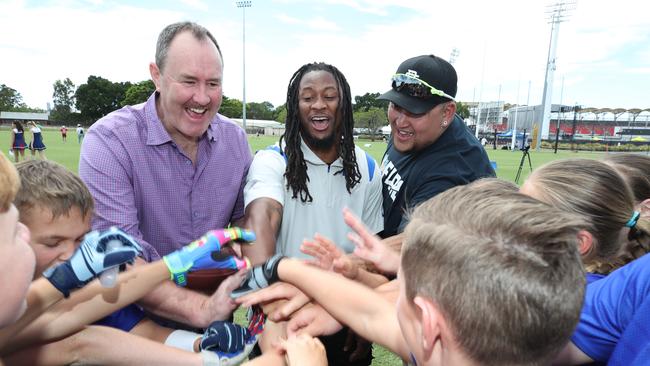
[279,62,361,203]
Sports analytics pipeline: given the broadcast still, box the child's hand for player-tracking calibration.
[301,233,359,280]
[237,282,311,321]
[343,208,400,274]
[42,227,142,297]
[278,334,328,366]
[287,304,343,337]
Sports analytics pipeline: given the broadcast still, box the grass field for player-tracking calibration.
[2,126,612,184]
[0,126,619,366]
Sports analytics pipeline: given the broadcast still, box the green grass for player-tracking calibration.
[1,126,613,365]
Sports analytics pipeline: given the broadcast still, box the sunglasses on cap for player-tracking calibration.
[392,73,456,101]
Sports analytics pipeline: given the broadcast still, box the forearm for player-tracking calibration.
[4,325,202,366]
[3,261,170,352]
[138,281,214,327]
[277,259,395,345]
[355,268,389,288]
[243,199,282,266]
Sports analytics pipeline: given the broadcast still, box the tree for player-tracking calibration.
[52,78,76,113]
[50,78,77,122]
[353,92,388,112]
[274,104,287,123]
[456,101,470,119]
[247,101,275,120]
[353,107,387,141]
[75,76,131,122]
[0,84,27,111]
[220,96,242,118]
[121,80,155,106]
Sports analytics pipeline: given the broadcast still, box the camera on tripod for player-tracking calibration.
[520,145,530,152]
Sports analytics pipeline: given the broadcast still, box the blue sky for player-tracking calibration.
[1,0,649,112]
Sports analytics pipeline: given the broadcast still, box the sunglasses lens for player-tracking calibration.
[392,78,430,98]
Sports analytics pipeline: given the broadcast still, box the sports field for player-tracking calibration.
[0,126,615,365]
[2,126,610,184]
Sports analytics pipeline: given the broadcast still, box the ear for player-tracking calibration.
[444,102,457,120]
[413,296,442,357]
[577,230,594,256]
[638,199,650,219]
[149,62,161,92]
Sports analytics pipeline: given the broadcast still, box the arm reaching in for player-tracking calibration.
[301,233,388,288]
[343,208,401,275]
[1,228,254,352]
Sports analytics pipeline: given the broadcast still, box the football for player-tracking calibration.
[186,245,240,294]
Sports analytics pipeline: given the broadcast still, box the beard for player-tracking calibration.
[301,127,338,152]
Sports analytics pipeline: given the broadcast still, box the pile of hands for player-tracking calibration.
[225,208,402,363]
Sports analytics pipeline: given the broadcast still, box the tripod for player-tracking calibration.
[514,146,533,184]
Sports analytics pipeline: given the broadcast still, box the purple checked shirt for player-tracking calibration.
[79,93,252,261]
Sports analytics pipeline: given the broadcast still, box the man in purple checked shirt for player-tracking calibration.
[79,21,251,329]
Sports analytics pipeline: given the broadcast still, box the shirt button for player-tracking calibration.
[193,211,199,218]
[186,160,192,165]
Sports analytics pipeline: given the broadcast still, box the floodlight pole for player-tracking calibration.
[537,1,573,151]
[236,1,252,133]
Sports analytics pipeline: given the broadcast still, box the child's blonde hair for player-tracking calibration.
[0,154,20,213]
[14,160,94,225]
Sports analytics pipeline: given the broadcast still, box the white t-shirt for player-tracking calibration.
[244,140,384,258]
[77,127,84,135]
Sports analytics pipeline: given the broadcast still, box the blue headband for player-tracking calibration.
[626,211,641,228]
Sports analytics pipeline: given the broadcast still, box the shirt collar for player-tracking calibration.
[300,138,343,167]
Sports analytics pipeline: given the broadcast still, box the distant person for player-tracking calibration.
[10,121,27,163]
[377,54,495,238]
[28,121,46,160]
[60,125,68,142]
[79,21,252,327]
[76,124,84,144]
[481,136,488,146]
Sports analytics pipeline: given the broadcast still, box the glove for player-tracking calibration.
[230,254,285,299]
[163,228,255,286]
[43,227,142,297]
[199,307,266,366]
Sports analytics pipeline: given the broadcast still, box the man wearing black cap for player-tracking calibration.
[378,54,495,238]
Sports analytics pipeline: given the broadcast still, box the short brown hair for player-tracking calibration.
[402,183,586,366]
[155,21,222,73]
[14,160,94,225]
[0,154,20,213]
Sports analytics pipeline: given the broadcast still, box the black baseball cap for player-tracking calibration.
[378,55,458,114]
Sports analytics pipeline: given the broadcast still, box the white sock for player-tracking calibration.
[164,329,201,352]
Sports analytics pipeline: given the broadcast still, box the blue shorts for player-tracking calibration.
[94,304,145,332]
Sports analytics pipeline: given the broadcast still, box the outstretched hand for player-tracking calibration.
[43,227,142,297]
[343,208,400,274]
[301,233,359,280]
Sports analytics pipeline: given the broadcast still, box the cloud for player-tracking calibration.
[274,13,340,31]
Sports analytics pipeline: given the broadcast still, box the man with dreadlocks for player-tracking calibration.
[242,62,383,365]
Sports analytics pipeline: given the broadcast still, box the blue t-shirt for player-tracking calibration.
[571,253,650,363]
